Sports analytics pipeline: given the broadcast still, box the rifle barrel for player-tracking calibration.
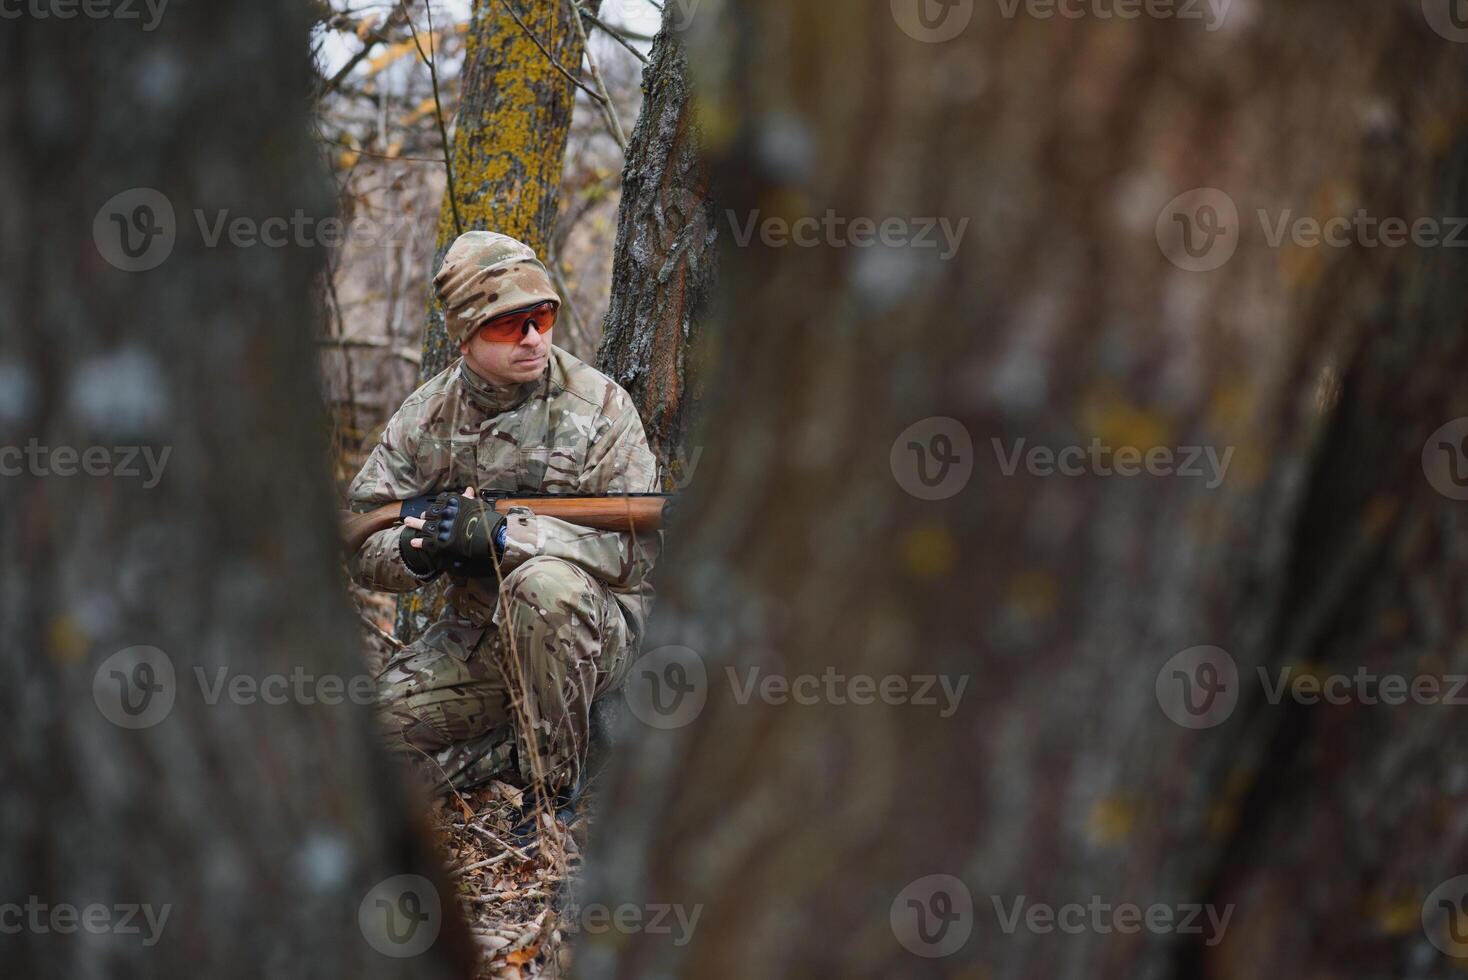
[340,493,669,555]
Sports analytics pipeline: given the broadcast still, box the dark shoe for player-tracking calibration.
[508,783,582,849]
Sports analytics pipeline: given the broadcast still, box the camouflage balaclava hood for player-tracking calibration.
[434,231,560,345]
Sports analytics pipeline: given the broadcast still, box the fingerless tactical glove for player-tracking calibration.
[417,491,507,577]
[398,523,443,580]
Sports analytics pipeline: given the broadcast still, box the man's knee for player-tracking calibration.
[376,625,506,749]
[381,685,502,751]
[501,557,599,626]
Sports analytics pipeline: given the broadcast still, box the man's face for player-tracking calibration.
[459,320,552,385]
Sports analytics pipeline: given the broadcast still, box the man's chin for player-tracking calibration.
[509,358,546,380]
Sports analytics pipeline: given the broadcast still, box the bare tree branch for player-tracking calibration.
[400,0,463,236]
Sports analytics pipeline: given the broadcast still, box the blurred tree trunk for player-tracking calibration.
[0,3,470,979]
[401,0,593,643]
[581,3,1468,978]
[596,4,717,482]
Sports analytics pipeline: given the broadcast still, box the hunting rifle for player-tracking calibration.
[341,491,671,555]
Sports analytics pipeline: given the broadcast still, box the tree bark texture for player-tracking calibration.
[580,2,1468,978]
[0,4,469,978]
[595,3,717,482]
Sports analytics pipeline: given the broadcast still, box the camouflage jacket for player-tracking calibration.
[347,346,660,643]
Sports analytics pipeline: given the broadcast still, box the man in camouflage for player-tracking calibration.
[347,231,659,800]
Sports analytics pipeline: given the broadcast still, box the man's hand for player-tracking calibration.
[403,486,507,577]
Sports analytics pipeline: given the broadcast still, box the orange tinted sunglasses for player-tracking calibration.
[475,300,559,343]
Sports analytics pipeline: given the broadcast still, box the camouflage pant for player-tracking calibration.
[376,556,633,795]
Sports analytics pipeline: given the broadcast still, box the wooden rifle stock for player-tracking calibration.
[340,493,669,555]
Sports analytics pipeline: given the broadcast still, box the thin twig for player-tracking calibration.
[321,11,404,95]
[401,0,463,237]
[451,852,512,876]
[466,822,537,863]
[565,0,627,149]
[358,607,404,649]
[323,248,359,438]
[317,132,452,164]
[576,3,649,65]
[544,252,590,353]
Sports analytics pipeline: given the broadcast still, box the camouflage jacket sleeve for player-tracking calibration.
[345,402,433,593]
[498,385,661,592]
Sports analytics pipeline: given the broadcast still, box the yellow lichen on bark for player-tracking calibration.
[433,1,581,255]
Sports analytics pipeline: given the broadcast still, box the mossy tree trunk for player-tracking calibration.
[580,2,1468,978]
[417,0,593,380]
[0,2,468,977]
